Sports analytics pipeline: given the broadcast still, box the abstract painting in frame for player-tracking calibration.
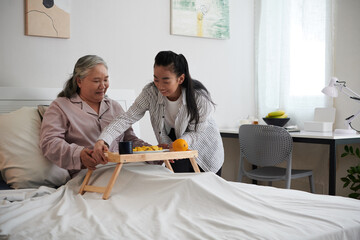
[25,0,70,38]
[171,0,230,39]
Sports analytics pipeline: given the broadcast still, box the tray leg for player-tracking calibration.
[102,163,123,200]
[164,160,174,172]
[189,157,200,173]
[79,169,94,195]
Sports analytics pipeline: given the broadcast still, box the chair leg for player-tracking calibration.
[309,175,315,193]
[237,156,245,182]
[285,179,291,189]
[237,171,243,182]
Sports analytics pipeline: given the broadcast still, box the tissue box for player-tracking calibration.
[303,121,333,132]
[303,107,336,132]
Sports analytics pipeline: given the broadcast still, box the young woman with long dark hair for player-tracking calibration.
[93,51,224,175]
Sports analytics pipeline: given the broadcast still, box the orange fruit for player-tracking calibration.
[172,139,188,151]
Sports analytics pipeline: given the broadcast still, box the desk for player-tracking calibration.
[220,128,360,195]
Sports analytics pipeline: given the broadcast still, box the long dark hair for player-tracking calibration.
[154,51,215,130]
[58,55,108,98]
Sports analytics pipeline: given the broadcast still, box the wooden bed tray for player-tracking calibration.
[79,150,199,200]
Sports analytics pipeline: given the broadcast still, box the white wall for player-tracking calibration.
[0,0,255,144]
[334,0,360,130]
[332,0,360,197]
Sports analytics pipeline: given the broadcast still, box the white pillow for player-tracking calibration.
[0,107,70,189]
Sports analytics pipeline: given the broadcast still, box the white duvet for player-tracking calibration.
[1,163,360,240]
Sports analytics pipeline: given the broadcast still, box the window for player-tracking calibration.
[255,0,333,128]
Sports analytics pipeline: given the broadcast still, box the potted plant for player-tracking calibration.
[340,145,360,199]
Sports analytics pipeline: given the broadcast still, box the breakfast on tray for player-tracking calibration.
[133,145,164,152]
[132,139,189,153]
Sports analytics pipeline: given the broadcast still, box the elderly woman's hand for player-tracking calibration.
[93,140,109,164]
[80,148,98,170]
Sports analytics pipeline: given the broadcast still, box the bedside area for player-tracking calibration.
[220,128,360,196]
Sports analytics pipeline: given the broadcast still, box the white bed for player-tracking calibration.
[0,87,360,240]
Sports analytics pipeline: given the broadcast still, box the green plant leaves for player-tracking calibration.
[351,182,360,192]
[341,145,360,199]
[349,192,360,199]
[341,177,350,188]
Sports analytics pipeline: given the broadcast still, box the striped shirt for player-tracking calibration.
[99,83,224,173]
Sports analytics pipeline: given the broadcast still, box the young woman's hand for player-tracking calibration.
[157,143,169,149]
[169,142,174,151]
[93,140,109,164]
[157,143,175,163]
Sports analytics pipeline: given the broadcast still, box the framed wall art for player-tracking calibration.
[171,0,230,39]
[25,0,70,38]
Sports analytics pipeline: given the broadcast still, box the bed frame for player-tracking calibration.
[0,86,140,134]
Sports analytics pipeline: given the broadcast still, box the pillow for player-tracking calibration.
[37,105,49,121]
[0,107,70,189]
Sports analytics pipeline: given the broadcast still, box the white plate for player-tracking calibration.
[133,149,169,154]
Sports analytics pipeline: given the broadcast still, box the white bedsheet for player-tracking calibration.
[1,163,360,240]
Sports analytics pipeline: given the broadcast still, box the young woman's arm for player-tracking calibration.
[179,92,215,146]
[93,84,153,161]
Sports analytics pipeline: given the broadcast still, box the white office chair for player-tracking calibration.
[238,124,315,193]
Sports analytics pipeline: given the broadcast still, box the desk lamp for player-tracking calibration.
[322,77,360,134]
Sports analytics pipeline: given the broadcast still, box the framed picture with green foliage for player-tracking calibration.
[171,0,230,39]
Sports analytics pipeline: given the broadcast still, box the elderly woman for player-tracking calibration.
[40,55,148,177]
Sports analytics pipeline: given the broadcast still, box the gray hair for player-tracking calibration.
[58,55,108,98]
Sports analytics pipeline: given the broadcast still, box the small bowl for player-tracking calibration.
[262,118,290,127]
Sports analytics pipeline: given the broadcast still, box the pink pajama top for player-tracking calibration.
[40,94,147,176]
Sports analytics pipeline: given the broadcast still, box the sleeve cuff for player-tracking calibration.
[98,135,113,148]
[73,146,84,170]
